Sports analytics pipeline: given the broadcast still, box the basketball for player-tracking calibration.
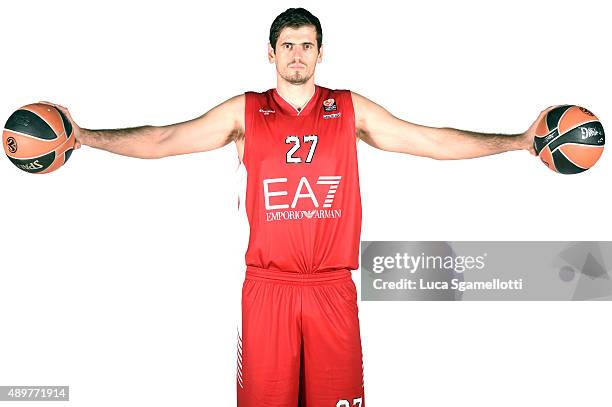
[3,103,75,174]
[533,105,605,174]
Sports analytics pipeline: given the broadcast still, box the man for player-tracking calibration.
[49,7,546,407]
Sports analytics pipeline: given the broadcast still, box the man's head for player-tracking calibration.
[268,8,323,86]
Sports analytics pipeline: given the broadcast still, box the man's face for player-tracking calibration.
[269,25,322,86]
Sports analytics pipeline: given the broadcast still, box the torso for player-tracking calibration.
[239,85,363,273]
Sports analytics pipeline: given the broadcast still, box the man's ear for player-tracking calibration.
[317,44,323,63]
[268,43,275,63]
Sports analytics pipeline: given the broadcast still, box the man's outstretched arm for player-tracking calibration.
[351,91,549,160]
[44,94,245,159]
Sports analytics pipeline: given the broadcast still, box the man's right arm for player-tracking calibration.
[50,94,245,159]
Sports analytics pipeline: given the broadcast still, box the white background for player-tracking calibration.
[1,0,611,406]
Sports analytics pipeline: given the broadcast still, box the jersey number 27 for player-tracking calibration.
[285,135,318,163]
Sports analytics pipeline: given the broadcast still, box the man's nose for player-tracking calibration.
[291,47,304,59]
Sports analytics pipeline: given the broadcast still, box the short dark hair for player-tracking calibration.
[269,8,322,52]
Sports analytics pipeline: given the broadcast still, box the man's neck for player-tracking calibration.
[275,80,316,111]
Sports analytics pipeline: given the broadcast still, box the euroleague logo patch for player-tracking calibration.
[6,137,18,153]
[322,98,337,112]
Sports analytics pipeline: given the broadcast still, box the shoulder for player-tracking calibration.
[349,90,373,109]
[347,91,379,128]
[222,90,275,109]
[204,94,246,122]
[320,86,351,99]
[213,94,245,130]
[348,91,391,118]
[223,93,246,112]
[244,88,274,100]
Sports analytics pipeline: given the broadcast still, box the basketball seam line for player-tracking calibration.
[556,148,587,170]
[558,118,599,137]
[550,142,603,154]
[6,133,73,160]
[540,120,600,152]
[54,106,69,140]
[555,105,573,134]
[3,128,65,142]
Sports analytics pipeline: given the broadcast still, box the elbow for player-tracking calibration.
[143,127,173,159]
[423,134,458,160]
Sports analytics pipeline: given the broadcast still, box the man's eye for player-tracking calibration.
[284,44,292,49]
[304,44,311,50]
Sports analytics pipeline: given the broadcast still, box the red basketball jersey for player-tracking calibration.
[241,85,362,274]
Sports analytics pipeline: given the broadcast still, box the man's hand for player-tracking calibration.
[521,105,558,156]
[40,101,82,150]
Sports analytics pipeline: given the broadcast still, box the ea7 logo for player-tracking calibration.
[263,176,341,210]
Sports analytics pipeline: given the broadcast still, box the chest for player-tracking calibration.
[250,112,350,162]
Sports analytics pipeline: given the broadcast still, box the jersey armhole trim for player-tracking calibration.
[342,89,357,145]
[242,91,253,167]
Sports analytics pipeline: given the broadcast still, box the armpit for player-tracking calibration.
[230,126,245,142]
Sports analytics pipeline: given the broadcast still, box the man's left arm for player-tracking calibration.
[351,91,550,160]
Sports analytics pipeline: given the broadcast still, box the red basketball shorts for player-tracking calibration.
[237,266,365,407]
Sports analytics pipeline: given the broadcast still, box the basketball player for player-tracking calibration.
[47,8,547,406]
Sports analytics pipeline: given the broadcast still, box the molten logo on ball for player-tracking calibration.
[6,137,17,153]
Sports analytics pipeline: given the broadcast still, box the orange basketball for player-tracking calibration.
[3,103,75,174]
[533,105,605,174]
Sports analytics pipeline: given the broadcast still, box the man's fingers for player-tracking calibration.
[53,104,68,113]
[38,101,69,113]
[540,105,558,118]
[53,105,74,122]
